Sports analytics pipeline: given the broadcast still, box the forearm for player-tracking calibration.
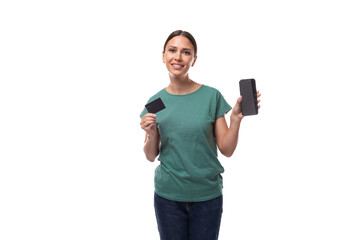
[143,132,160,162]
[219,115,242,157]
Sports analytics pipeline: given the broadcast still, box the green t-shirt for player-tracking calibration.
[140,85,232,202]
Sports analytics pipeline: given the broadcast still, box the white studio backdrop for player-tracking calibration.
[1,0,359,239]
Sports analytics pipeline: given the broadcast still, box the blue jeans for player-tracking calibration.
[154,193,223,240]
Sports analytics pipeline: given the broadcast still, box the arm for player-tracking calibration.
[215,92,261,157]
[140,113,160,162]
[214,113,241,158]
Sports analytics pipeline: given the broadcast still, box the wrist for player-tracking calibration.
[147,131,159,142]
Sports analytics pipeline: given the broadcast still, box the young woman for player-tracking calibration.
[140,30,261,240]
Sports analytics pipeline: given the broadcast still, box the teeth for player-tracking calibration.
[172,64,183,67]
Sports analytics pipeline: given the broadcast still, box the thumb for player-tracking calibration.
[236,96,242,105]
[234,97,242,111]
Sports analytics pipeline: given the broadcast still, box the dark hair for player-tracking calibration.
[163,30,197,57]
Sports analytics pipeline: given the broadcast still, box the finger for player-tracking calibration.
[144,123,158,133]
[257,99,261,103]
[142,114,157,121]
[234,97,242,113]
[144,118,157,125]
[234,97,242,110]
[140,116,157,125]
[141,120,156,129]
[237,96,242,104]
[142,125,156,134]
[141,113,157,122]
[144,125,155,132]
[145,113,157,118]
[258,104,261,109]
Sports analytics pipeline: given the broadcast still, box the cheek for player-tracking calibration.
[163,54,171,63]
[188,58,195,66]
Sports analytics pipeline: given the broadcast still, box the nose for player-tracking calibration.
[174,50,182,61]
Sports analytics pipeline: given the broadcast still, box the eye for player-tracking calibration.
[184,51,191,55]
[168,49,175,53]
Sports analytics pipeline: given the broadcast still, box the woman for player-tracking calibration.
[140,30,261,240]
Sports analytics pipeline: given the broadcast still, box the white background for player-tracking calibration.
[1,0,359,239]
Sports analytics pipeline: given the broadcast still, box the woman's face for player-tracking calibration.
[162,36,197,78]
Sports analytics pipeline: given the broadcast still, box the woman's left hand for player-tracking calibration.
[231,91,261,121]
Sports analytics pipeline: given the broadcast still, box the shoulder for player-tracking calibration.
[201,85,231,108]
[202,84,218,92]
[201,84,221,93]
[201,85,224,98]
[145,88,167,104]
[140,88,166,118]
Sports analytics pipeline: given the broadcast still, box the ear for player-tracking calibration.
[191,55,197,67]
[162,52,165,63]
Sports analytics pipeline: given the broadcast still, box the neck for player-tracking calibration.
[167,73,199,95]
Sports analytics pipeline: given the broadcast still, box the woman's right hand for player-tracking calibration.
[140,113,159,137]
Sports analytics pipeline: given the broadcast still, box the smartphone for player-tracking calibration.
[239,79,258,116]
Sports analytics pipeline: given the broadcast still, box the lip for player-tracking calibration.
[171,63,185,70]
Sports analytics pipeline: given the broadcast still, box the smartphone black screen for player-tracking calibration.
[239,79,258,116]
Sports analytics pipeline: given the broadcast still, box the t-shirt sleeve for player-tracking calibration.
[140,90,162,118]
[140,97,151,119]
[215,91,232,120]
[140,107,148,119]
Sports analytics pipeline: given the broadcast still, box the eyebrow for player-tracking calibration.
[168,46,192,51]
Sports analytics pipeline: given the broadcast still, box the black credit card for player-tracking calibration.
[145,98,166,114]
[239,79,258,116]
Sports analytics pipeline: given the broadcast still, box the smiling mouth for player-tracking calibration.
[171,64,184,69]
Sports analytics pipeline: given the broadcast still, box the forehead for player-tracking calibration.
[166,36,194,50]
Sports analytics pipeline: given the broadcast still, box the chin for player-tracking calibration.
[168,72,188,79]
